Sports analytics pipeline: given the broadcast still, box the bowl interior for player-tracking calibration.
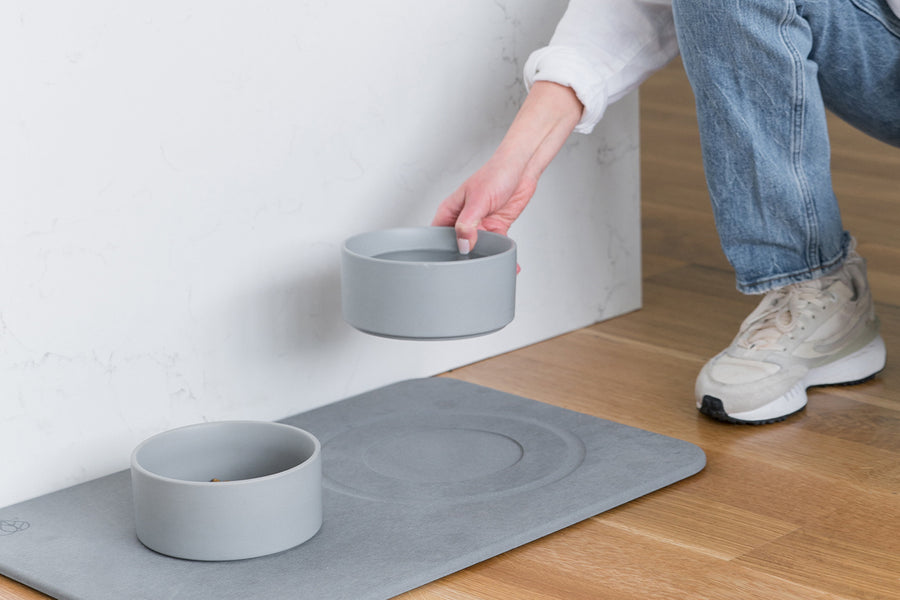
[345,227,513,262]
[134,422,318,483]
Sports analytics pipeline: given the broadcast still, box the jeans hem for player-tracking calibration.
[736,236,849,295]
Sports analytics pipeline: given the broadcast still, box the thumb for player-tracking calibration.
[454,198,488,255]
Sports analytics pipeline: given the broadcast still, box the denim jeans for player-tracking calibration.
[671,0,900,293]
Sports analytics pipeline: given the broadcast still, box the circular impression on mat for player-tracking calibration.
[365,428,524,483]
[321,412,585,504]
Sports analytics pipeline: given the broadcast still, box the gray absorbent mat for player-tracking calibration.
[0,378,706,600]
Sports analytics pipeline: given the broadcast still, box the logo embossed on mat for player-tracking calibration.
[0,520,30,536]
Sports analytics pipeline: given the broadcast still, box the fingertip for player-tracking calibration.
[454,222,479,255]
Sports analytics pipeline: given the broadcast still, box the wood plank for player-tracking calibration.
[738,530,900,600]
[598,489,798,560]
[0,582,48,600]
[472,522,851,600]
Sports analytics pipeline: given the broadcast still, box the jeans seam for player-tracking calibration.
[778,1,818,272]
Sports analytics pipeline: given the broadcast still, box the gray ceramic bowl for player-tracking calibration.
[341,226,517,339]
[131,421,322,561]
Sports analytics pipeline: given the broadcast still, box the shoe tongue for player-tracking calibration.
[738,267,856,351]
[811,268,855,300]
[737,280,820,350]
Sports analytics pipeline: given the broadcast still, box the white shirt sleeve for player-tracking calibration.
[524,0,679,134]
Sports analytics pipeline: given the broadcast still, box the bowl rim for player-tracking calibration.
[342,226,515,265]
[130,420,321,487]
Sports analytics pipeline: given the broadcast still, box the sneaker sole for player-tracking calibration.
[699,334,887,425]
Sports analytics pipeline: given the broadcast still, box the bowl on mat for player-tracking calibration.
[341,226,517,340]
[130,421,322,561]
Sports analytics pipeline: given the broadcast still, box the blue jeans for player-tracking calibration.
[671,0,900,293]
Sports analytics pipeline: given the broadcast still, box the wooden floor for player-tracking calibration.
[2,60,897,600]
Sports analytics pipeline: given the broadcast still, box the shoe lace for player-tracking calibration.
[737,281,837,351]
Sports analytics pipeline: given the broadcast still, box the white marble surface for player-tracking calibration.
[0,1,641,507]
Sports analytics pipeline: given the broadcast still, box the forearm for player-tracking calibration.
[492,81,583,182]
[431,81,583,252]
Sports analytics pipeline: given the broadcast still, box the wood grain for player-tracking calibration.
[3,58,898,600]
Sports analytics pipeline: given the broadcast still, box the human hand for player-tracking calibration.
[429,81,583,261]
[431,153,537,256]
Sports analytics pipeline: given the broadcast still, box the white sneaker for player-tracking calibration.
[696,245,886,424]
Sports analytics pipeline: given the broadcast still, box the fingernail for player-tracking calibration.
[457,238,470,255]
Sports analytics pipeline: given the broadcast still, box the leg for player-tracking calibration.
[671,0,897,423]
[671,0,900,294]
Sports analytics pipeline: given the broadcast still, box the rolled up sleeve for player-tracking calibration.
[524,0,679,134]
